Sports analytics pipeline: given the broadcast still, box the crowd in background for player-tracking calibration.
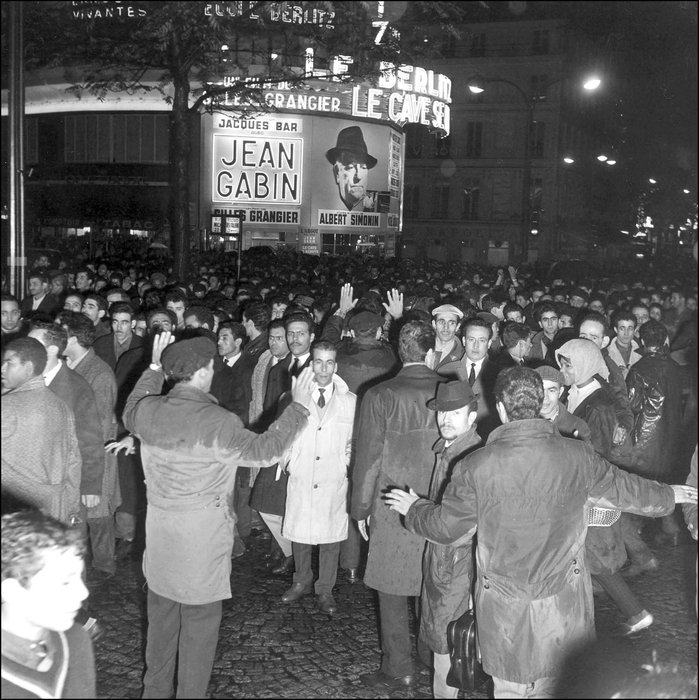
[1,238,697,699]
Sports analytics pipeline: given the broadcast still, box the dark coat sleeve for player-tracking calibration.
[350,387,387,520]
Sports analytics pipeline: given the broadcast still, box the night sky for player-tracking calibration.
[502,1,698,188]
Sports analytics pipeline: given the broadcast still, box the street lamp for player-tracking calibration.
[466,73,601,261]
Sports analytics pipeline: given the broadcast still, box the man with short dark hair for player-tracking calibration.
[250,311,316,577]
[27,322,104,523]
[626,320,686,551]
[1,337,82,525]
[494,322,533,368]
[386,366,697,698]
[93,301,145,559]
[241,301,271,366]
[165,290,188,331]
[62,312,120,580]
[122,332,314,699]
[81,294,110,340]
[351,320,441,690]
[609,310,641,379]
[280,340,357,615]
[529,301,559,360]
[1,293,26,348]
[20,272,59,319]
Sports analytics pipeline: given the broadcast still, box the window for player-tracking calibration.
[532,29,550,55]
[462,179,480,220]
[470,32,487,57]
[404,124,426,159]
[530,74,549,101]
[466,122,483,158]
[431,184,450,218]
[64,114,169,163]
[404,184,420,219]
[530,121,545,158]
[432,134,451,158]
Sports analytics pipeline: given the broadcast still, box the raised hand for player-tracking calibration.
[338,283,358,316]
[382,288,404,320]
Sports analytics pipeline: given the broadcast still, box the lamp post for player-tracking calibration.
[468,73,600,262]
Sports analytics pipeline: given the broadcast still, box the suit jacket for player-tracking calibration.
[438,355,501,439]
[48,363,105,496]
[249,353,311,516]
[93,332,145,421]
[210,354,255,425]
[20,293,60,319]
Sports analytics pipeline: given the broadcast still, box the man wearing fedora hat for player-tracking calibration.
[421,380,482,698]
[326,125,379,212]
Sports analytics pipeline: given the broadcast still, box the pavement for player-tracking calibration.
[86,517,698,699]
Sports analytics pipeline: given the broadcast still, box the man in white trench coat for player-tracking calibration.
[280,339,357,615]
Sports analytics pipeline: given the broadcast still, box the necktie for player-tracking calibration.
[290,358,299,377]
[317,388,325,408]
[468,363,476,386]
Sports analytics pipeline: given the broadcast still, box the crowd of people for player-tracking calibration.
[1,241,698,699]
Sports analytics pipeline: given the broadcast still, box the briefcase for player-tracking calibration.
[446,607,489,691]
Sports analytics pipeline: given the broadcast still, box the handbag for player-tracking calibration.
[445,607,488,691]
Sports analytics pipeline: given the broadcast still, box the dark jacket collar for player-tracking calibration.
[486,417,556,444]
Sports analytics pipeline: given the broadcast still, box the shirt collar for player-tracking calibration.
[43,360,62,386]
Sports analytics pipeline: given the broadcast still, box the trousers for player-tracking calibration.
[142,589,222,699]
[291,540,341,594]
[377,592,414,677]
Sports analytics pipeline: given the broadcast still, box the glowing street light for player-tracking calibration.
[683,189,690,194]
[597,154,608,162]
[606,159,617,165]
[648,178,656,184]
[563,156,575,164]
[583,76,602,91]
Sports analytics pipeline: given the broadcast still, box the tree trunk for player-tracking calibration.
[169,43,191,283]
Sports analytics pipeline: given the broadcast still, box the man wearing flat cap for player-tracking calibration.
[326,125,379,212]
[122,332,315,699]
[431,304,465,372]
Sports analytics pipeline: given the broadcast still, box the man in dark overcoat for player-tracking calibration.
[351,320,441,690]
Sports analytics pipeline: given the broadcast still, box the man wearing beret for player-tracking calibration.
[122,332,314,699]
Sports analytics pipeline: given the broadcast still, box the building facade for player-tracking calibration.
[401,18,621,265]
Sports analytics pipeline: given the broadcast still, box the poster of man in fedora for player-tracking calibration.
[325,125,383,212]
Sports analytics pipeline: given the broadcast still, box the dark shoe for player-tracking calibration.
[345,567,361,584]
[281,583,312,603]
[271,555,294,576]
[360,670,416,690]
[621,557,659,578]
[88,568,114,585]
[114,538,133,561]
[316,593,337,615]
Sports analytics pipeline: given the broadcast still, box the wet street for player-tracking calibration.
[87,517,698,699]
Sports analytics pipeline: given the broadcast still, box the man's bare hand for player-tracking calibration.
[671,484,698,505]
[338,283,358,316]
[383,487,419,515]
[357,516,371,541]
[382,289,403,320]
[105,435,136,456]
[81,495,100,508]
[291,367,315,408]
[152,330,174,367]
